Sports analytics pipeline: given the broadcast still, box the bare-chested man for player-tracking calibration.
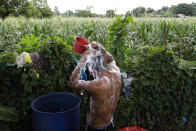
[68,43,122,131]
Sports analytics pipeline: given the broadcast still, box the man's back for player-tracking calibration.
[87,69,122,128]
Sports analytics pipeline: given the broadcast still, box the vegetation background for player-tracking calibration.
[0,0,196,131]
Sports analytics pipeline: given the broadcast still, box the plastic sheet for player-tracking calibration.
[121,72,133,98]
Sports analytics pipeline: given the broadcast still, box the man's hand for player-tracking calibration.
[91,43,99,50]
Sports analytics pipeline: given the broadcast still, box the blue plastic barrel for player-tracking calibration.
[31,92,81,131]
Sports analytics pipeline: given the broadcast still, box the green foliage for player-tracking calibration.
[172,3,196,16]
[63,10,74,17]
[54,6,60,16]
[0,105,19,122]
[132,7,146,17]
[0,51,18,64]
[106,14,133,67]
[0,0,53,19]
[0,0,27,19]
[147,8,154,13]
[116,47,196,130]
[0,35,75,130]
[106,10,116,17]
[75,7,94,17]
[156,6,173,17]
[107,16,196,130]
[29,0,53,18]
[0,17,196,130]
[18,34,41,53]
[131,3,196,17]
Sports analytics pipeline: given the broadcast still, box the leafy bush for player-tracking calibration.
[0,35,76,130]
[115,47,196,131]
[105,16,196,131]
[106,15,133,67]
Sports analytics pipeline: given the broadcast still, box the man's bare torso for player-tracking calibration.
[87,69,121,128]
[69,43,122,129]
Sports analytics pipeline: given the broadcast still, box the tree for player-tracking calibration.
[125,11,132,16]
[75,7,93,17]
[132,7,146,17]
[161,6,169,12]
[170,5,177,15]
[75,9,92,17]
[192,2,196,16]
[63,10,74,17]
[164,11,173,17]
[147,8,154,13]
[171,3,195,16]
[54,6,60,16]
[0,0,53,18]
[18,1,35,18]
[157,6,168,15]
[41,6,53,17]
[106,10,115,17]
[32,0,53,17]
[18,0,52,18]
[0,0,27,19]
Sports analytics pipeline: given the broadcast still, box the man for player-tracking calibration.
[68,43,122,131]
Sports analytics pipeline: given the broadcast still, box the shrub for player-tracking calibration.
[0,35,76,130]
[114,47,196,131]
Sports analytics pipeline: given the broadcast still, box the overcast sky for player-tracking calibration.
[47,0,196,14]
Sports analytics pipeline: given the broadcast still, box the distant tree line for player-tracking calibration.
[57,2,196,18]
[131,2,196,17]
[1,0,196,19]
[55,6,116,18]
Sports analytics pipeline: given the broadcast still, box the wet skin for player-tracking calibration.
[68,43,122,128]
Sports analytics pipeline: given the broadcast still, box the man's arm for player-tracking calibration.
[101,48,114,64]
[68,64,84,90]
[68,50,99,91]
[68,52,89,90]
[68,63,104,94]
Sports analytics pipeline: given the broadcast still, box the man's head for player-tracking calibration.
[85,51,105,80]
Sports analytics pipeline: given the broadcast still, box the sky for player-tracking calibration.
[47,0,196,14]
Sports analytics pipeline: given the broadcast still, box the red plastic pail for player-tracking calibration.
[116,126,149,131]
[73,37,89,54]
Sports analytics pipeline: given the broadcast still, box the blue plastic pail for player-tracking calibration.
[31,92,81,131]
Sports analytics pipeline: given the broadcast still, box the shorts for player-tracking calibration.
[87,122,115,131]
